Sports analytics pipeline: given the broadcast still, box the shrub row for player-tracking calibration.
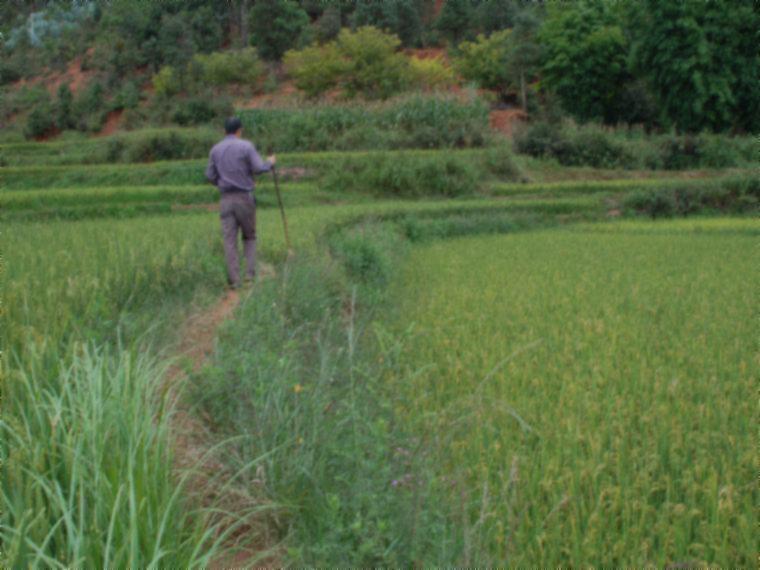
[514,122,758,170]
[624,175,759,218]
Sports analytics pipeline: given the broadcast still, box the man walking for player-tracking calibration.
[205,116,276,289]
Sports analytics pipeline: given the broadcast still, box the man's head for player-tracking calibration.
[224,116,243,137]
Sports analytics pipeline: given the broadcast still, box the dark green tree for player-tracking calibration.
[54,83,74,130]
[435,0,475,45]
[631,0,759,133]
[352,0,424,47]
[314,4,342,43]
[474,0,517,35]
[249,0,310,61]
[539,1,630,124]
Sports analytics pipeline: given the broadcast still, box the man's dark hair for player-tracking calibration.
[225,116,243,134]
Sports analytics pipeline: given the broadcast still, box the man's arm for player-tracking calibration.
[248,143,272,174]
[205,150,219,185]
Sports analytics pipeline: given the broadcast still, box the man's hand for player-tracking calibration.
[268,154,276,166]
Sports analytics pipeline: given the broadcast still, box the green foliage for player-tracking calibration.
[335,26,410,99]
[514,121,758,170]
[540,1,631,124]
[249,0,310,61]
[474,0,518,35]
[329,222,405,287]
[171,94,233,126]
[112,80,141,111]
[0,61,22,85]
[240,93,490,151]
[455,30,512,96]
[71,80,108,132]
[24,100,56,140]
[54,84,75,130]
[191,47,263,86]
[630,0,759,133]
[314,4,343,43]
[152,65,181,97]
[407,56,456,91]
[284,42,348,99]
[105,128,219,162]
[351,0,424,47]
[285,27,410,100]
[324,152,479,198]
[624,175,759,218]
[435,0,475,44]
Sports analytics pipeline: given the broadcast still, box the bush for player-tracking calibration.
[113,81,141,110]
[554,127,634,169]
[105,129,219,162]
[191,48,263,86]
[481,143,523,181]
[659,135,703,170]
[336,26,410,99]
[407,56,456,91]
[514,122,758,170]
[454,29,512,96]
[72,81,108,133]
[54,84,75,131]
[0,62,21,85]
[284,42,348,99]
[152,66,181,97]
[171,96,233,126]
[624,176,759,218]
[284,27,410,100]
[24,100,55,139]
[513,121,567,159]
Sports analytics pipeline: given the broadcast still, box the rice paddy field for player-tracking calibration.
[386,219,758,566]
[1,124,757,566]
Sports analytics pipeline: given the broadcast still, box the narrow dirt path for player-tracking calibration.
[163,276,281,568]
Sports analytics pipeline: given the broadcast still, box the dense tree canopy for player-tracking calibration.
[1,0,758,134]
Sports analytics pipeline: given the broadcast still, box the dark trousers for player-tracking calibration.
[220,192,256,286]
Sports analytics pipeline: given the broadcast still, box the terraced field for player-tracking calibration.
[1,130,757,566]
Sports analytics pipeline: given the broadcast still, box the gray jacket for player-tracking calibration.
[205,135,272,193]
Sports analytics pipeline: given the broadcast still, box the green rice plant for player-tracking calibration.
[0,182,349,221]
[386,219,758,565]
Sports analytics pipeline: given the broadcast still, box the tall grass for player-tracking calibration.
[239,92,491,152]
[1,345,230,567]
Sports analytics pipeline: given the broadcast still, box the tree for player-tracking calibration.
[539,1,630,123]
[352,0,424,47]
[630,0,759,133]
[507,8,542,112]
[455,30,512,97]
[54,83,74,130]
[249,0,310,61]
[284,27,410,100]
[435,0,475,45]
[335,26,409,99]
[474,0,517,35]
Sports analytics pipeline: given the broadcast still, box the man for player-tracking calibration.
[205,116,276,289]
